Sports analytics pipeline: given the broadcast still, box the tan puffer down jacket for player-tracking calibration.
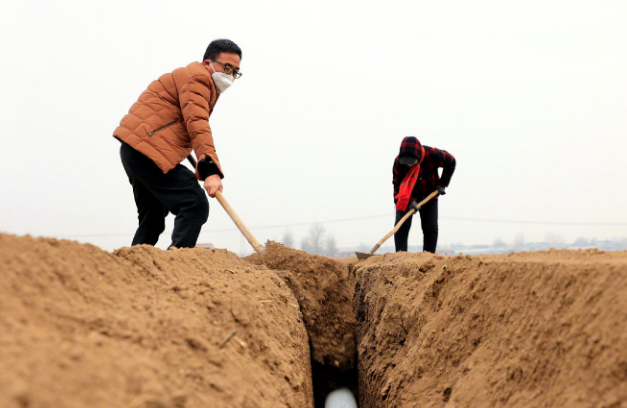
[114,62,222,179]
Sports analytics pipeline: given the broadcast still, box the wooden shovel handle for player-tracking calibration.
[187,155,262,253]
[214,191,263,254]
[369,190,440,255]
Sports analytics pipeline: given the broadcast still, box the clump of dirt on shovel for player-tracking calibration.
[249,242,356,369]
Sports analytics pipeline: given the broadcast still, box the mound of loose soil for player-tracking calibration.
[0,234,313,408]
[249,243,357,406]
[353,250,627,407]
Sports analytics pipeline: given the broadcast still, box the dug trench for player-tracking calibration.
[255,243,627,407]
[248,242,359,407]
[2,234,627,407]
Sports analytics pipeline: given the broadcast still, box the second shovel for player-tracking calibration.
[355,190,439,260]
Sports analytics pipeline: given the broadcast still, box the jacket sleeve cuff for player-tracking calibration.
[197,158,222,180]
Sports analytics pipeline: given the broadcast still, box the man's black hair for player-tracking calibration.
[203,39,242,61]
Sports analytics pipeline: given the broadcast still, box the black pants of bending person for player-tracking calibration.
[120,143,209,248]
[394,199,438,253]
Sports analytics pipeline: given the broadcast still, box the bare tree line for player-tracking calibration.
[281,227,627,256]
[491,233,627,250]
[280,223,339,256]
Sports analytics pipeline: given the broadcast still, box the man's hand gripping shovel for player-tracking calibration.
[355,190,440,261]
[187,155,264,254]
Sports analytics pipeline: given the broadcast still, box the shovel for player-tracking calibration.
[355,190,439,260]
[187,155,264,254]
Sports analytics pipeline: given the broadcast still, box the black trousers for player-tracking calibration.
[394,199,438,253]
[120,143,209,248]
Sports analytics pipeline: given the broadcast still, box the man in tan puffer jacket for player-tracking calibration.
[114,39,242,248]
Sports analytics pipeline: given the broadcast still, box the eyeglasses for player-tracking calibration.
[211,60,242,79]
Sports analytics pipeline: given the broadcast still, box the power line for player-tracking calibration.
[47,214,627,239]
[48,214,392,238]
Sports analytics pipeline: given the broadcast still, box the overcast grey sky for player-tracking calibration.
[1,0,626,253]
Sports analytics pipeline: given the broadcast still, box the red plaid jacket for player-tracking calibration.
[393,137,456,203]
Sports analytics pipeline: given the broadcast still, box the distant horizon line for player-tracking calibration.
[25,216,627,239]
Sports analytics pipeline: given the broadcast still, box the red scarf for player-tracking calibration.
[395,146,425,211]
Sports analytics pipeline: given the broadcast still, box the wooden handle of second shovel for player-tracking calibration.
[369,190,440,255]
[214,191,263,254]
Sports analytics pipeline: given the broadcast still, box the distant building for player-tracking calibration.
[195,243,215,249]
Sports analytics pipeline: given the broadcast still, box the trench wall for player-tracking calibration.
[0,234,313,408]
[249,242,358,407]
[353,250,627,408]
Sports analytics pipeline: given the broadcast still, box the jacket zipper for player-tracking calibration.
[149,120,177,136]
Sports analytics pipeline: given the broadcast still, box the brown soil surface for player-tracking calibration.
[6,230,626,408]
[0,234,313,408]
[353,250,627,408]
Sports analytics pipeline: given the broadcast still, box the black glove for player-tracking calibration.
[409,201,420,212]
[437,185,446,196]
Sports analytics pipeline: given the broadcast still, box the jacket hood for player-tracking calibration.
[399,136,423,159]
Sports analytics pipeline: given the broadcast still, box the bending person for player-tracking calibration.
[114,39,243,248]
[392,136,456,253]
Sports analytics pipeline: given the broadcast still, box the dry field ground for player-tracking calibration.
[1,233,626,407]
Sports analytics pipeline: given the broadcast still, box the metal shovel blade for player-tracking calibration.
[355,252,374,260]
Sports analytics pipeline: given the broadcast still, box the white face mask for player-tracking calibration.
[210,61,234,93]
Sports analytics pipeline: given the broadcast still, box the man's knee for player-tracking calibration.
[176,191,209,223]
[195,194,209,223]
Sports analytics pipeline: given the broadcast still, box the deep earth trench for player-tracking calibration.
[260,244,627,407]
[248,242,359,407]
